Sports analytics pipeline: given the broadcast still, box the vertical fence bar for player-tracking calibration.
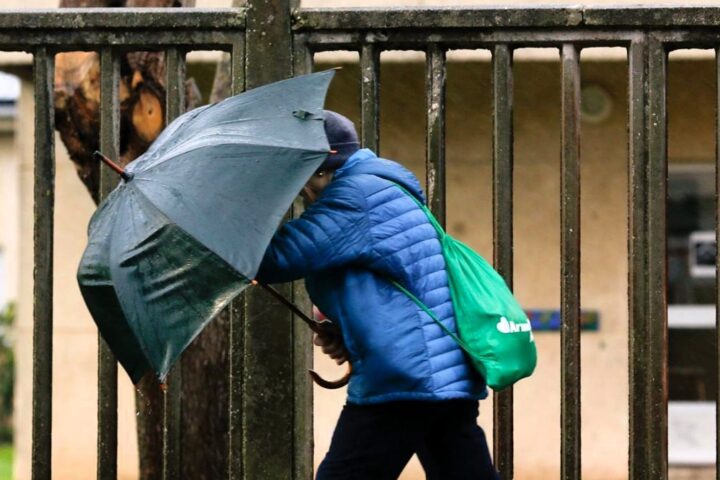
[228,295,244,480]
[491,43,515,480]
[425,44,446,224]
[716,47,720,480]
[360,42,380,153]
[31,46,55,480]
[560,43,582,480]
[292,33,314,480]
[716,45,720,480]
[243,0,297,478]
[228,35,245,480]
[231,37,245,96]
[293,33,312,76]
[645,34,668,480]
[627,36,649,480]
[97,47,120,480]
[165,47,186,123]
[162,47,186,480]
[628,34,668,480]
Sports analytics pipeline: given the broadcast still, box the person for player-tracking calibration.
[255,110,499,480]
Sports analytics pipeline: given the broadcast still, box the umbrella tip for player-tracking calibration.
[94,150,133,182]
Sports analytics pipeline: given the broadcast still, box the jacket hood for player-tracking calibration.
[333,149,427,204]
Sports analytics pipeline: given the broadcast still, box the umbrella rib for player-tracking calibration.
[133,177,251,204]
[203,115,320,127]
[132,141,330,177]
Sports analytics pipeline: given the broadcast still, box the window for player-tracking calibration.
[0,71,19,132]
[667,164,716,465]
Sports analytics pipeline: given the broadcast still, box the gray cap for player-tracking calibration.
[322,110,360,170]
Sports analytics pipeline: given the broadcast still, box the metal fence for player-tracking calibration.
[2,2,719,479]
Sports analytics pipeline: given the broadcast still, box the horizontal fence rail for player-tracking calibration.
[3,4,719,479]
[294,6,720,29]
[0,9,245,49]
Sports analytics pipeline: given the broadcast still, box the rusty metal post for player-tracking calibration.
[560,43,581,480]
[31,46,55,480]
[292,31,315,480]
[97,47,120,480]
[492,43,515,480]
[628,36,648,480]
[162,46,186,480]
[716,45,720,480]
[360,41,380,153]
[425,44,446,225]
[228,33,246,480]
[644,34,669,480]
[628,34,668,480]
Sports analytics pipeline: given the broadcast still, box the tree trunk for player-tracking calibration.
[55,1,233,478]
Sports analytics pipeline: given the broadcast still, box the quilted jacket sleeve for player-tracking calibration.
[255,179,370,284]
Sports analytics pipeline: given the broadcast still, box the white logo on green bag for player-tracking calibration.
[496,316,531,334]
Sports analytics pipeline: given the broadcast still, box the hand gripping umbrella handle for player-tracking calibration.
[253,281,351,389]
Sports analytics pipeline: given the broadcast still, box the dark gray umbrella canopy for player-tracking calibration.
[78,70,335,383]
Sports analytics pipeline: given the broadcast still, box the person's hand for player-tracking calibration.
[313,330,348,365]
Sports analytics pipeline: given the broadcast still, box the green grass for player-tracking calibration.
[0,444,12,480]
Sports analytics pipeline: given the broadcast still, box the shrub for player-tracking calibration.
[0,304,14,443]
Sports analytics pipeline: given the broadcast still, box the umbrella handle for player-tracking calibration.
[253,281,333,333]
[253,281,352,389]
[309,362,352,389]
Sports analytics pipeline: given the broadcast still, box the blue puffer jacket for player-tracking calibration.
[257,149,487,404]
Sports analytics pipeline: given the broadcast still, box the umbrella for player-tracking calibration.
[78,70,349,387]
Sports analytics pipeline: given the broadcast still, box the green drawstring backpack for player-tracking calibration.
[391,184,537,391]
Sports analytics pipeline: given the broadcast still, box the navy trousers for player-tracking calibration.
[316,400,500,480]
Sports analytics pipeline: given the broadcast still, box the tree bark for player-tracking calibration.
[56,1,232,478]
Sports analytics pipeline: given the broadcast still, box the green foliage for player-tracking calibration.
[0,304,14,444]
[0,444,11,480]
